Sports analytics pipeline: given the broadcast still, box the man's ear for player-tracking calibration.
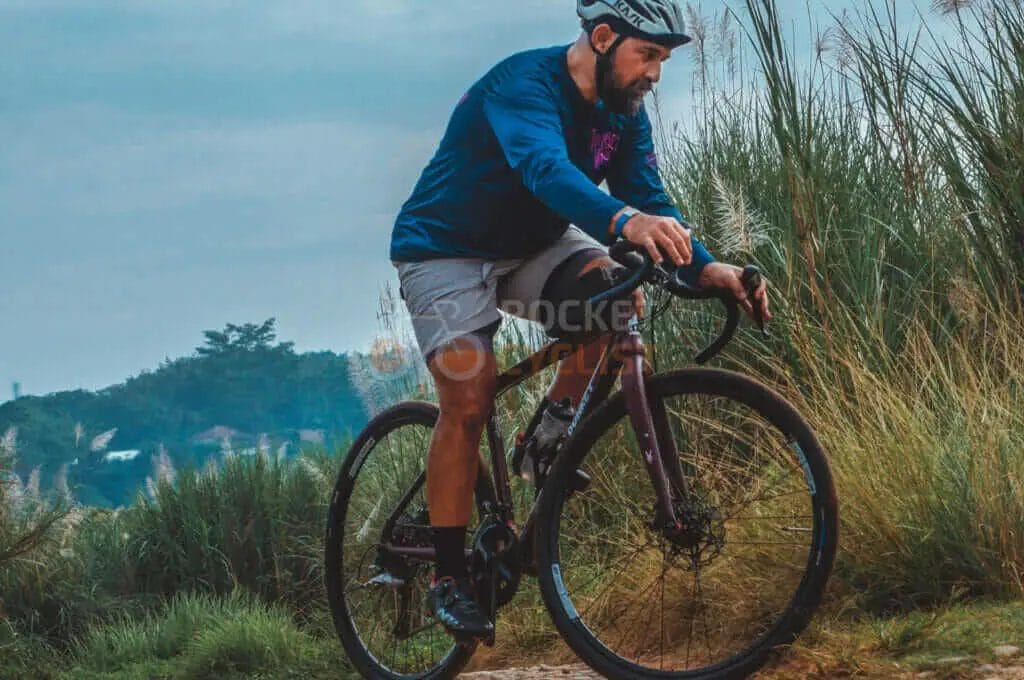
[589,22,619,54]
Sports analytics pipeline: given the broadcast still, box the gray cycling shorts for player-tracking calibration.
[393,226,607,363]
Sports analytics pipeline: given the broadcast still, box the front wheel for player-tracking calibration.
[536,369,838,679]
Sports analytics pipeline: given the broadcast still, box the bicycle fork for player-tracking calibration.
[619,324,693,532]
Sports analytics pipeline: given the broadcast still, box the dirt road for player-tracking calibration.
[460,666,600,679]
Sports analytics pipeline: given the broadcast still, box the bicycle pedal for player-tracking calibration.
[365,572,406,588]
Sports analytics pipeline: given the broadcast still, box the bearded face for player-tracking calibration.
[597,49,653,115]
[593,35,668,116]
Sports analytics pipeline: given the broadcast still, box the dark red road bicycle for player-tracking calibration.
[326,241,838,679]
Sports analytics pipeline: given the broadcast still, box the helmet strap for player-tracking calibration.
[593,32,626,108]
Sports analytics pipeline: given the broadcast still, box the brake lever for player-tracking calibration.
[740,265,770,338]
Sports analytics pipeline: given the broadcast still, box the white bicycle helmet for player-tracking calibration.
[577,0,692,48]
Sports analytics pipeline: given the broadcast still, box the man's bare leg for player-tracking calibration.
[425,337,496,582]
[421,334,497,638]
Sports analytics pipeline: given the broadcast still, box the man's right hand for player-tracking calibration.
[617,211,693,267]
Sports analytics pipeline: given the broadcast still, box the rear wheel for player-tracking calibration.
[325,401,496,679]
[536,369,838,679]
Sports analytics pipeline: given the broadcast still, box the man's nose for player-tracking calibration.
[646,63,662,83]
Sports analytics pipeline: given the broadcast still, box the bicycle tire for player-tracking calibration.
[325,400,496,680]
[535,368,838,679]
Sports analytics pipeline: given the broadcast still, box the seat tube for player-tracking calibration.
[486,411,513,516]
[618,324,678,528]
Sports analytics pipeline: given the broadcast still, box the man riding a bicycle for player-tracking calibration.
[389,0,771,639]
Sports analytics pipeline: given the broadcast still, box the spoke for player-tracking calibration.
[403,617,443,639]
[659,547,666,671]
[560,522,654,556]
[727,514,814,521]
[696,564,714,662]
[725,487,809,520]
[722,551,806,573]
[685,564,697,668]
[727,540,810,546]
[574,539,657,622]
[612,558,671,663]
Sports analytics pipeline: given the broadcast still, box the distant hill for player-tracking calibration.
[0,319,397,507]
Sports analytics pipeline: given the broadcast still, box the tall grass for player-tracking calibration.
[69,590,341,679]
[650,0,1024,612]
[0,446,341,656]
[124,450,334,613]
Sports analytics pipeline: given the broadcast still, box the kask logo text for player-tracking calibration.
[614,0,646,28]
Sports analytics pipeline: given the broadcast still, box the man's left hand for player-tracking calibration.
[697,262,773,323]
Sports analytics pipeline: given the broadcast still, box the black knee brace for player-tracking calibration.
[539,249,634,339]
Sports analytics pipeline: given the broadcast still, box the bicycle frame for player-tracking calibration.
[378,242,758,565]
[380,313,691,566]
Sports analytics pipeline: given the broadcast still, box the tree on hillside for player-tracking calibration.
[196,319,295,356]
[0,320,368,508]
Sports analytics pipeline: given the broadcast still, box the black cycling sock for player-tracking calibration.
[432,526,468,580]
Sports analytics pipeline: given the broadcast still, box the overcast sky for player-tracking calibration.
[1,1,944,399]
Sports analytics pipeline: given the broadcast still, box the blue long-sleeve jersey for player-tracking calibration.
[389,44,714,286]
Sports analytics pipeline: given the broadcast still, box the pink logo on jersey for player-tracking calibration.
[591,130,620,171]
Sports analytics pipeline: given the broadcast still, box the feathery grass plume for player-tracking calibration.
[25,467,40,499]
[832,10,857,71]
[1,426,16,455]
[710,169,772,258]
[3,473,25,512]
[297,456,326,486]
[714,8,738,78]
[153,448,176,486]
[933,0,975,15]
[351,280,430,414]
[220,434,234,459]
[144,449,176,497]
[89,428,117,452]
[60,506,86,556]
[686,3,711,90]
[815,27,832,64]
[53,463,70,501]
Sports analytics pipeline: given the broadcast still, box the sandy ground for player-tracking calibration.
[458,660,1024,678]
[460,666,600,679]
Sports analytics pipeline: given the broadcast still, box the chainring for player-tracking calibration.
[470,518,522,615]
